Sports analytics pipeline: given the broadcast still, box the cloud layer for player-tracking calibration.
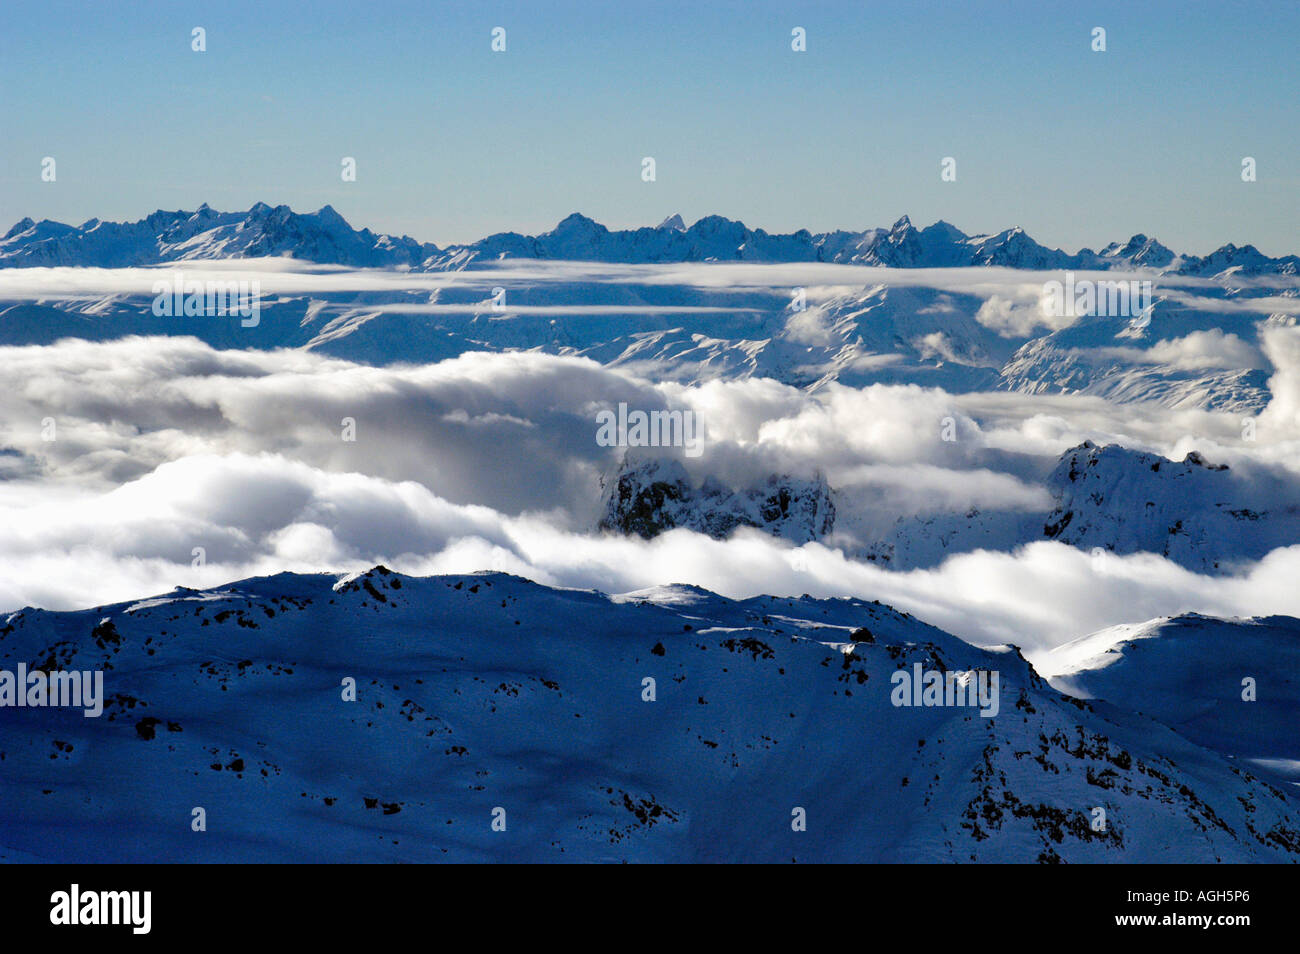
[5,447,1300,662]
[4,330,1300,659]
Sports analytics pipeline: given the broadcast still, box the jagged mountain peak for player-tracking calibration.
[550,211,603,232]
[3,217,35,240]
[689,213,748,233]
[313,203,348,225]
[920,219,968,241]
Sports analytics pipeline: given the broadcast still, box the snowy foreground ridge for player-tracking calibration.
[1,568,1296,863]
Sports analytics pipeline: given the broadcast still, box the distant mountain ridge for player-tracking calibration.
[3,204,1296,276]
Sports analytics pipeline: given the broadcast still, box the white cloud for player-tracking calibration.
[3,450,1300,663]
[1089,330,1265,370]
[3,332,1300,661]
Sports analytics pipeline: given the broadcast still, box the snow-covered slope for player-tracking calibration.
[1,568,1297,862]
[997,300,1279,412]
[1043,442,1300,573]
[1044,613,1300,784]
[0,275,1281,412]
[858,508,1045,569]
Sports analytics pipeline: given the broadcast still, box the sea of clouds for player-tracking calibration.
[3,303,1300,660]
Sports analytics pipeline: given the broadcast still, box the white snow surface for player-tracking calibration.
[1,568,1297,862]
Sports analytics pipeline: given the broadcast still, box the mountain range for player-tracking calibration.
[1,209,1294,416]
[3,204,1297,275]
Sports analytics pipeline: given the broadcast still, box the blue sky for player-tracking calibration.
[1,0,1296,254]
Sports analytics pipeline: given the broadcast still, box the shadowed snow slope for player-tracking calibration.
[1045,613,1300,784]
[1,568,1296,862]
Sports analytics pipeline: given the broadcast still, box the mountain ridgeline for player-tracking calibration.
[2,567,1297,861]
[3,205,1297,275]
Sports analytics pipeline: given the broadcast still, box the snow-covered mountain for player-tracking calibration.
[1043,613,1300,784]
[1,205,1293,416]
[831,440,1300,573]
[999,336,1272,413]
[0,268,1286,415]
[1042,441,1300,573]
[997,299,1284,412]
[1,567,1296,862]
[598,454,836,543]
[3,205,1297,275]
[0,204,432,269]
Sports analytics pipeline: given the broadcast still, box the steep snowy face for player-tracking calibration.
[1,218,37,241]
[598,454,836,543]
[999,336,1271,412]
[1098,234,1176,269]
[1,568,1297,862]
[1043,613,1300,784]
[964,227,1075,270]
[996,296,1277,414]
[1042,442,1300,573]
